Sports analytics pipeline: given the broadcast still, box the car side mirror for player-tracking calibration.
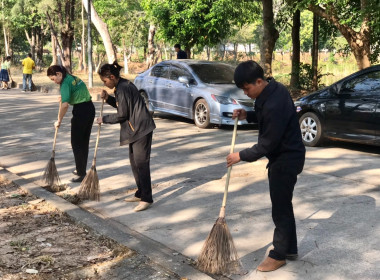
[178,76,190,86]
[330,84,338,95]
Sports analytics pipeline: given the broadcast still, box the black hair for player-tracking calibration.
[47,65,68,82]
[174,44,181,49]
[98,61,123,79]
[28,53,32,58]
[6,56,11,61]
[234,60,264,88]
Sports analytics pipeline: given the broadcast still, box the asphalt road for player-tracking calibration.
[0,88,379,280]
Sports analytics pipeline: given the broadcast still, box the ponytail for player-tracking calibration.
[98,61,123,79]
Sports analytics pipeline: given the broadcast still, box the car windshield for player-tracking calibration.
[189,63,235,84]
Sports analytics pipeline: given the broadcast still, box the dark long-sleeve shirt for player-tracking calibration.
[177,50,187,59]
[102,78,155,145]
[239,79,305,164]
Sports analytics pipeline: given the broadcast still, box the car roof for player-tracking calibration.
[157,60,234,67]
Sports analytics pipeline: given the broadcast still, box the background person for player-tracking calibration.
[97,61,156,212]
[174,44,187,59]
[22,53,35,92]
[47,65,95,183]
[0,56,11,90]
[226,60,305,272]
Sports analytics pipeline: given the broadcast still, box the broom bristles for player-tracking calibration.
[41,157,61,191]
[197,217,241,275]
[78,166,100,201]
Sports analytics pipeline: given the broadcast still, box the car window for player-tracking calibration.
[343,71,380,95]
[150,65,170,79]
[169,66,194,83]
[189,63,235,84]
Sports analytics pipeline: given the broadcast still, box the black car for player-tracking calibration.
[294,65,380,147]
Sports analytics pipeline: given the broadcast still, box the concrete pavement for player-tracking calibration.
[0,88,379,280]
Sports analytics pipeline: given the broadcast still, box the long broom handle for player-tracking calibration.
[52,102,62,153]
[219,117,238,216]
[92,99,105,164]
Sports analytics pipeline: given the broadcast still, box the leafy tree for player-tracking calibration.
[299,0,380,69]
[141,0,259,57]
[10,0,46,65]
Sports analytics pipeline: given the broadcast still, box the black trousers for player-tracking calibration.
[71,101,95,176]
[129,132,153,203]
[267,159,304,260]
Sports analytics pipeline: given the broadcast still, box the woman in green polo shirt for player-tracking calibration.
[47,65,95,183]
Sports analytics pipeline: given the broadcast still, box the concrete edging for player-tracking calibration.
[0,166,214,280]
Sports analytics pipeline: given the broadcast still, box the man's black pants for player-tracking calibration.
[71,101,95,176]
[267,160,304,260]
[129,132,153,203]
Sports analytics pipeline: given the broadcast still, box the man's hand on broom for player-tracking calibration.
[232,108,247,120]
[96,117,103,124]
[226,152,240,167]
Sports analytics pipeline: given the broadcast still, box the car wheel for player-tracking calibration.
[194,99,211,128]
[140,91,154,116]
[299,112,323,147]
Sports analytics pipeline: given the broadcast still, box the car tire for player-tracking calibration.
[299,112,323,147]
[194,99,211,128]
[140,91,154,116]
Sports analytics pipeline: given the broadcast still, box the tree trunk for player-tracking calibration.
[146,23,156,68]
[35,23,44,70]
[82,0,116,63]
[31,28,36,59]
[290,9,301,89]
[185,47,191,59]
[260,0,279,77]
[311,13,319,91]
[122,38,129,75]
[51,30,58,65]
[308,2,371,69]
[3,25,9,56]
[46,10,70,71]
[78,2,86,72]
[233,43,238,61]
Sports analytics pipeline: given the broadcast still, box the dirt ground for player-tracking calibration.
[0,177,180,280]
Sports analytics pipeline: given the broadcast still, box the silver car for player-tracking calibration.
[134,60,255,128]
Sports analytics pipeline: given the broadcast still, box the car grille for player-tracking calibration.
[237,99,255,107]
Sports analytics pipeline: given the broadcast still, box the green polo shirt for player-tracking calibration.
[60,75,91,105]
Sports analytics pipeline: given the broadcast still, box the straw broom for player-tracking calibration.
[41,102,61,191]
[78,99,104,201]
[197,117,241,275]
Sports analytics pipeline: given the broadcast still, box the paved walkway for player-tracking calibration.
[1,88,379,280]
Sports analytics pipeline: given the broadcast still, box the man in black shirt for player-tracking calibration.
[174,44,187,59]
[227,60,305,272]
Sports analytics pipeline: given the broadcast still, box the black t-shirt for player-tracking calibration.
[177,50,187,59]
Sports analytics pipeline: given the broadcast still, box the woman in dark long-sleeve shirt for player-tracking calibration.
[97,61,156,212]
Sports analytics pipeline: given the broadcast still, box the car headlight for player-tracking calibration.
[294,100,302,113]
[211,94,237,105]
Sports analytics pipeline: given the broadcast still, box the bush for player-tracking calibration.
[298,62,331,90]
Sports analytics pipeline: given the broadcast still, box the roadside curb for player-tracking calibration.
[0,166,215,280]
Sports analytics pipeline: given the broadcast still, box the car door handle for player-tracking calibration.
[361,98,373,101]
[166,84,173,88]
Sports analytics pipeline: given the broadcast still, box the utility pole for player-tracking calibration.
[87,0,93,88]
